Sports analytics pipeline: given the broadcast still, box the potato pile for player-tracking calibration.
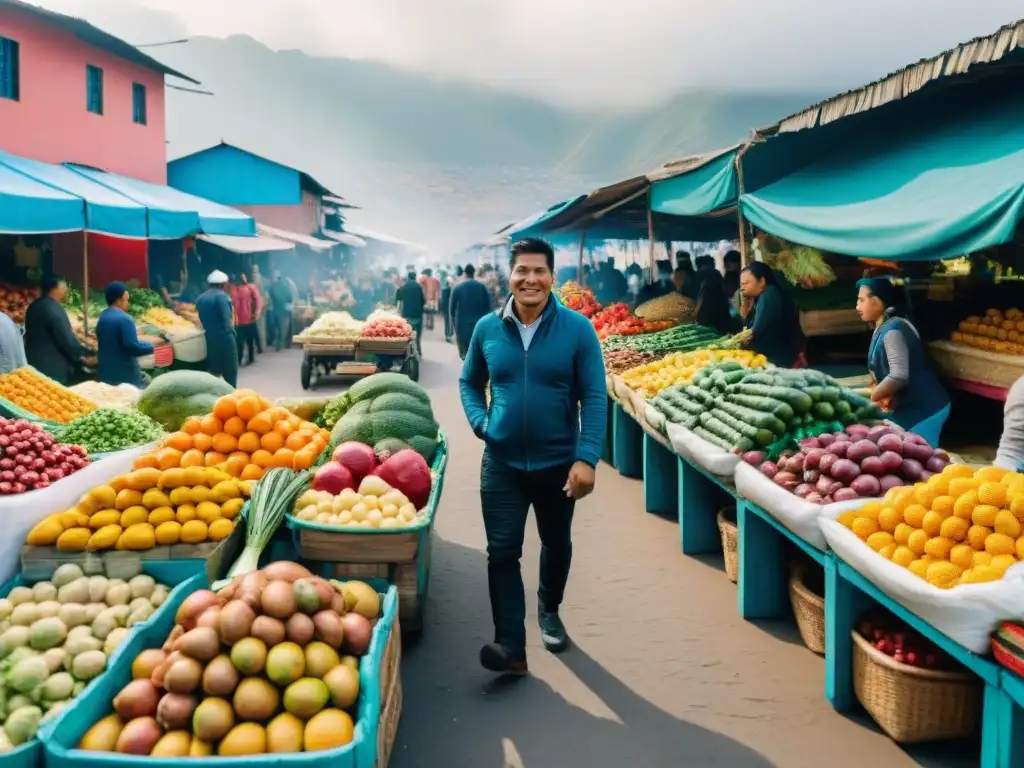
[0,563,170,751]
[26,467,252,552]
[78,563,382,757]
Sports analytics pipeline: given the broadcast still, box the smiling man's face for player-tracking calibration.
[509,251,553,309]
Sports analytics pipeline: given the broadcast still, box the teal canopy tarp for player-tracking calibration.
[507,197,586,240]
[739,94,1024,261]
[0,151,148,237]
[651,149,738,216]
[68,166,256,239]
[0,161,83,234]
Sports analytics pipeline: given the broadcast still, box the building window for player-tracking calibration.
[86,64,103,114]
[0,37,19,101]
[132,82,147,125]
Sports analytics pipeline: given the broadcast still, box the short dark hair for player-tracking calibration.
[464,264,476,278]
[455,265,464,277]
[407,271,416,281]
[675,250,691,262]
[42,275,66,294]
[696,255,715,270]
[724,250,742,266]
[105,281,128,306]
[742,261,777,286]
[510,237,555,272]
[422,268,432,277]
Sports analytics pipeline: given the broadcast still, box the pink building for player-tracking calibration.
[0,0,196,184]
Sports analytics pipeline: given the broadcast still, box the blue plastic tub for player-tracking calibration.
[0,561,206,768]
[44,586,400,768]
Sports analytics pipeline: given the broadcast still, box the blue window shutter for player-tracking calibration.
[132,82,147,125]
[86,65,103,114]
[0,38,19,101]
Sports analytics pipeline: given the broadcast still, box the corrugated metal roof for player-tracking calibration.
[1,0,199,84]
[770,17,1024,134]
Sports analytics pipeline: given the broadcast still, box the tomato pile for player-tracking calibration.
[0,283,40,325]
[558,282,601,318]
[0,418,90,494]
[362,316,413,338]
[591,303,674,340]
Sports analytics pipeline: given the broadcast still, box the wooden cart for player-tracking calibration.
[295,335,419,390]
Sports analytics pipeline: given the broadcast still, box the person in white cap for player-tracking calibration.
[195,270,238,387]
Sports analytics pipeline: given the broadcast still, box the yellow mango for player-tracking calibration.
[120,506,150,527]
[88,510,122,529]
[26,516,65,546]
[118,523,156,551]
[126,468,161,491]
[56,527,91,551]
[159,468,186,489]
[148,507,176,526]
[142,488,171,510]
[155,521,182,545]
[84,485,117,510]
[88,524,123,551]
[220,498,244,520]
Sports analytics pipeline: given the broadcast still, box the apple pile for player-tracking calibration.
[361,317,412,339]
[746,424,949,504]
[0,418,90,495]
[858,613,953,670]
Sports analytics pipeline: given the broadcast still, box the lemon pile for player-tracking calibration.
[622,349,767,399]
[840,464,1024,589]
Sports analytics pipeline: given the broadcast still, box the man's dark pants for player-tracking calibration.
[236,323,258,365]
[480,450,575,660]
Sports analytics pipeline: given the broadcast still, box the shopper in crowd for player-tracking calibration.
[230,273,264,367]
[460,237,606,675]
[397,270,426,355]
[96,282,154,388]
[440,270,454,342]
[594,259,627,306]
[723,250,742,302]
[740,262,804,368]
[251,264,269,352]
[419,268,441,331]
[856,277,950,446]
[195,270,238,387]
[676,250,694,276]
[24,275,92,385]
[637,260,676,305]
[449,263,492,360]
[996,377,1024,470]
[693,255,732,334]
[268,271,295,352]
[0,311,26,374]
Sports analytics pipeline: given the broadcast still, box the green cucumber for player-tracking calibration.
[715,400,787,435]
[685,386,717,408]
[694,425,733,451]
[733,384,814,415]
[813,402,835,420]
[834,400,852,418]
[821,386,841,404]
[726,393,795,422]
[699,412,745,447]
[710,408,775,446]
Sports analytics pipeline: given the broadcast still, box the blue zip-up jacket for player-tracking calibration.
[96,306,153,387]
[459,295,607,471]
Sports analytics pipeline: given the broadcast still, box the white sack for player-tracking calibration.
[667,424,740,477]
[819,504,1024,654]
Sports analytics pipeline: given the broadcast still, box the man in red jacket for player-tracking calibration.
[230,273,263,366]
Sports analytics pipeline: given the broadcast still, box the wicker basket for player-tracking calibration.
[376,618,403,768]
[851,630,982,743]
[716,508,738,583]
[788,566,825,654]
[928,340,1024,391]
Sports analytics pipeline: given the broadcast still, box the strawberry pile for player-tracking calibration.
[362,316,413,339]
[858,613,951,670]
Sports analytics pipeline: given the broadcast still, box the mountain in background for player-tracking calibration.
[156,36,818,252]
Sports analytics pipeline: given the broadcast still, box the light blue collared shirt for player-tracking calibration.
[501,296,545,351]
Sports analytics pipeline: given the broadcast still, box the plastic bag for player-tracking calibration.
[667,424,739,477]
[819,505,1024,654]
[0,442,157,585]
[735,462,870,550]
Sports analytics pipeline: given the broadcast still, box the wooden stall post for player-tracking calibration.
[82,232,90,335]
[734,141,753,267]
[576,224,588,286]
[646,187,656,283]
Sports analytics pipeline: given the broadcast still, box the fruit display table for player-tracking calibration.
[612,402,643,479]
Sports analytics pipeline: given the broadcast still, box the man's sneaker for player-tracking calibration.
[479,643,529,676]
[538,610,569,653]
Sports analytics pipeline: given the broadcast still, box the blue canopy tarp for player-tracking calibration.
[739,93,1024,261]
[68,166,256,239]
[0,161,83,234]
[650,149,738,216]
[0,151,148,237]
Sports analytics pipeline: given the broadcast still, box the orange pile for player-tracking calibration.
[0,367,96,423]
[134,389,330,481]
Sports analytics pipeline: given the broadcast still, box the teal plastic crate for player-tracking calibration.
[43,586,400,768]
[0,560,206,768]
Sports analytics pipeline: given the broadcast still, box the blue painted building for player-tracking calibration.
[167,142,349,237]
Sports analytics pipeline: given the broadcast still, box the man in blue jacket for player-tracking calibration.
[460,237,607,675]
[96,282,154,387]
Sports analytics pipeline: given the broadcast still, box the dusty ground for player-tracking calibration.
[241,328,975,768]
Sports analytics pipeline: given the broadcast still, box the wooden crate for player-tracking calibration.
[358,338,411,355]
[375,618,402,768]
[297,528,420,564]
[20,516,245,584]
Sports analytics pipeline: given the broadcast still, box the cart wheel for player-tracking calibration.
[300,356,311,390]
[402,355,420,382]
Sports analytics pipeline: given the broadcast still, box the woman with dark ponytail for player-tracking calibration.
[855,277,950,445]
[739,262,804,367]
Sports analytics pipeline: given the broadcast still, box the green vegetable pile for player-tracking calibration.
[319,395,350,430]
[649,364,885,457]
[57,408,165,454]
[601,324,723,354]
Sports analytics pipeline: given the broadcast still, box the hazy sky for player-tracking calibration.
[33,0,1024,106]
